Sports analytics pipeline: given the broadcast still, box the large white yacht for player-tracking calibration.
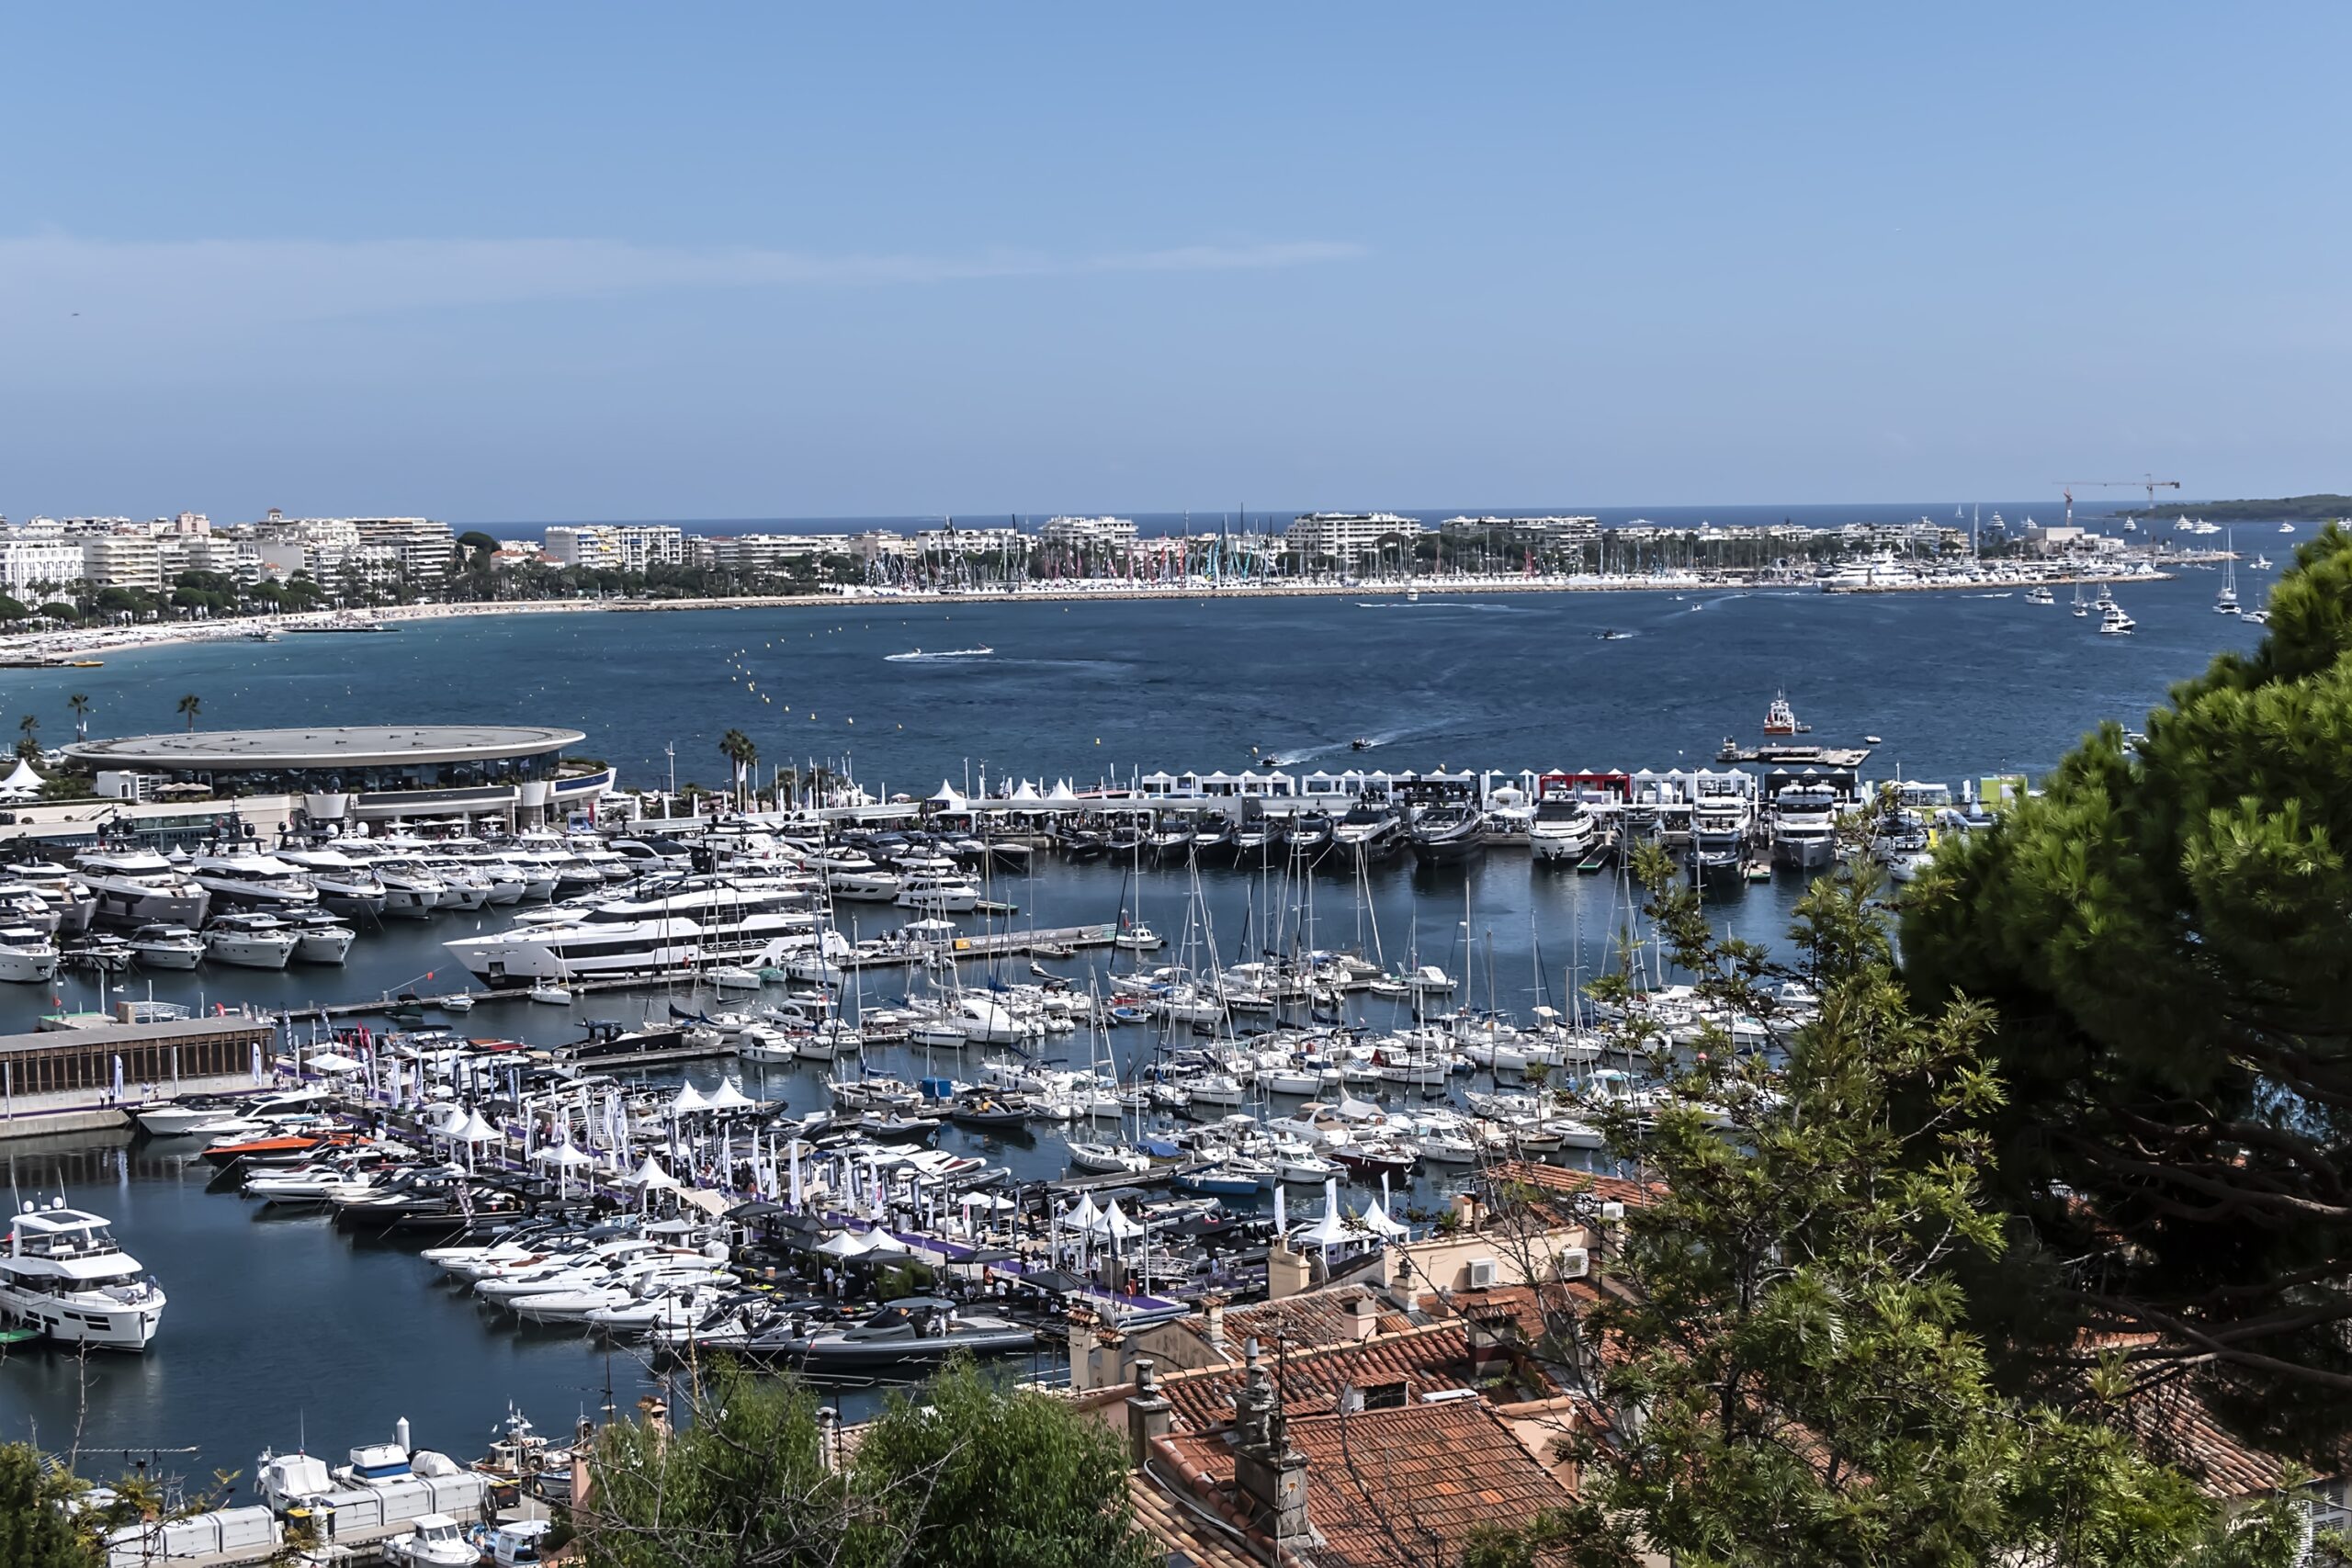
[0,925,60,982]
[443,874,818,986]
[276,846,391,917]
[1770,784,1842,870]
[1690,777,1756,873]
[189,851,321,912]
[333,845,447,918]
[1,1198,167,1349]
[205,913,302,969]
[74,848,211,929]
[0,867,96,934]
[1527,792,1597,863]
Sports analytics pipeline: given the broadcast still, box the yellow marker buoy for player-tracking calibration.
[846,716,854,724]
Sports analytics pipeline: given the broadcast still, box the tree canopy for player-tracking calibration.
[1501,850,2304,1568]
[578,1362,1153,1568]
[0,1444,95,1568]
[1905,524,2352,1461]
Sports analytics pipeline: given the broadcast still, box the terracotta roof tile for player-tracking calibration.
[1125,1472,1262,1568]
[1158,1399,1577,1568]
[1178,1291,1423,1355]
[1158,1309,1567,1432]
[1486,1159,1659,1211]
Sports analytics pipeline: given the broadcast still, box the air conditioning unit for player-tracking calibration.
[1555,1247,1589,1280]
[1465,1258,1499,1290]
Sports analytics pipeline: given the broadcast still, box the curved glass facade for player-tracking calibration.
[160,750,566,795]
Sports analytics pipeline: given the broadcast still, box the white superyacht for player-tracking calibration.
[1,1198,167,1349]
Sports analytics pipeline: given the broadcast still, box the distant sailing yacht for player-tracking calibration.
[2215,532,2241,616]
[2071,582,2089,617]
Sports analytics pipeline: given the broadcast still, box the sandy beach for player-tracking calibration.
[0,563,2190,666]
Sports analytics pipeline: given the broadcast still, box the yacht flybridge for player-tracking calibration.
[188,851,321,912]
[74,848,210,929]
[444,874,818,986]
[1,1198,166,1349]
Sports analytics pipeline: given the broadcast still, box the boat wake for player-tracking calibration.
[884,646,994,662]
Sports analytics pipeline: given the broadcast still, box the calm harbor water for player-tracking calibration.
[0,567,2277,1474]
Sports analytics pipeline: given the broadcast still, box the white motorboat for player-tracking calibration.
[424,862,494,911]
[445,874,816,986]
[527,984,572,1005]
[288,912,356,964]
[1066,1142,1152,1176]
[188,851,321,912]
[2099,602,2137,636]
[134,1102,229,1137]
[205,913,301,969]
[510,1266,729,1325]
[127,923,206,969]
[736,1027,797,1065]
[1527,791,1597,863]
[582,1280,734,1334]
[1770,783,1841,871]
[74,848,211,929]
[1,1197,167,1349]
[276,846,390,917]
[335,848,446,919]
[894,870,981,913]
[0,925,60,983]
[386,1514,477,1568]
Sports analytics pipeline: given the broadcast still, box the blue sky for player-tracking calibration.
[3,6,2345,522]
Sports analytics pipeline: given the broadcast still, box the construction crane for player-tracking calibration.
[2056,477,2181,527]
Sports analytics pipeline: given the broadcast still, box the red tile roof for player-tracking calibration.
[1156,1296,1576,1433]
[1486,1159,1658,1211]
[1182,1291,1420,1356]
[1156,1399,1577,1568]
[1125,1472,1262,1568]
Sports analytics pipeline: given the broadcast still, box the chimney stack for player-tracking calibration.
[1202,1294,1227,1356]
[1349,1294,1381,1342]
[1231,1340,1312,1547]
[1125,1357,1173,1470]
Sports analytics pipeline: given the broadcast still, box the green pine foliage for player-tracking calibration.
[1905,524,2352,1461]
[1534,852,2299,1568]
[0,1444,96,1568]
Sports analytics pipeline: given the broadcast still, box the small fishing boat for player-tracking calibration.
[1762,692,1810,736]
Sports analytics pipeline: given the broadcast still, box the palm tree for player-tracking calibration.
[66,694,89,740]
[717,729,756,812]
[13,714,34,761]
[776,764,801,811]
[176,694,201,732]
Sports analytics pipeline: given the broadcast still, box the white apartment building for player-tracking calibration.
[79,535,164,592]
[0,533,85,597]
[158,534,262,581]
[543,524,686,572]
[1283,512,1423,562]
[251,519,363,582]
[704,533,846,572]
[351,517,458,586]
[1039,515,1138,553]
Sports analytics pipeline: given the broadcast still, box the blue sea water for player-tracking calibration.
[0,562,2278,1475]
